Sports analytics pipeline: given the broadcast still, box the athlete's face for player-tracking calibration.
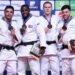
[4,8,14,20]
[21,6,29,17]
[43,3,52,15]
[62,9,70,20]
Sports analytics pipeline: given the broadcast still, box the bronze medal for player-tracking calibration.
[22,24,27,30]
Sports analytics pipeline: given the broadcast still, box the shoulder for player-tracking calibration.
[51,15,63,25]
[38,16,48,24]
[39,16,45,20]
[51,15,62,21]
[0,17,4,23]
[0,17,6,27]
[37,16,48,28]
[16,17,23,23]
[71,17,75,21]
[16,17,23,29]
[11,20,17,28]
[69,17,75,24]
[30,15,39,20]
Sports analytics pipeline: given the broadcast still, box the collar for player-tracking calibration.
[22,14,32,23]
[2,17,11,25]
[64,16,73,23]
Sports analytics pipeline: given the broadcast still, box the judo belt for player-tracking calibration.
[15,41,37,47]
[46,41,56,45]
[61,44,68,49]
[0,44,14,51]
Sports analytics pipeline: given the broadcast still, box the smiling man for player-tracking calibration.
[0,5,19,75]
[16,4,46,75]
[59,5,75,75]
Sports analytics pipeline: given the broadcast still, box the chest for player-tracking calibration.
[0,22,9,33]
[67,22,75,30]
[23,18,37,32]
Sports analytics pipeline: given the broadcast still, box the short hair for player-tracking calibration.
[43,1,52,8]
[4,5,14,12]
[61,5,71,11]
[20,4,30,12]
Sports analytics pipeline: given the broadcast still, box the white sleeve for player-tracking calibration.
[51,15,64,43]
[35,18,47,47]
[0,20,7,44]
[38,16,48,29]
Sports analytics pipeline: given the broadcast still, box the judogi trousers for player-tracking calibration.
[40,44,60,75]
[17,45,40,75]
[0,49,17,75]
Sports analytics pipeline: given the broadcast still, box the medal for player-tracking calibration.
[20,24,27,35]
[47,23,52,29]
[22,24,27,30]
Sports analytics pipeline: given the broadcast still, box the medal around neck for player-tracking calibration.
[22,24,27,29]
[47,23,52,29]
[20,24,27,35]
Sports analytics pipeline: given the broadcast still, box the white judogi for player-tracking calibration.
[0,17,19,75]
[59,18,75,75]
[17,15,46,75]
[39,15,63,75]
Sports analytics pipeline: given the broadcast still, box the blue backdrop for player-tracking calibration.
[0,0,75,20]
